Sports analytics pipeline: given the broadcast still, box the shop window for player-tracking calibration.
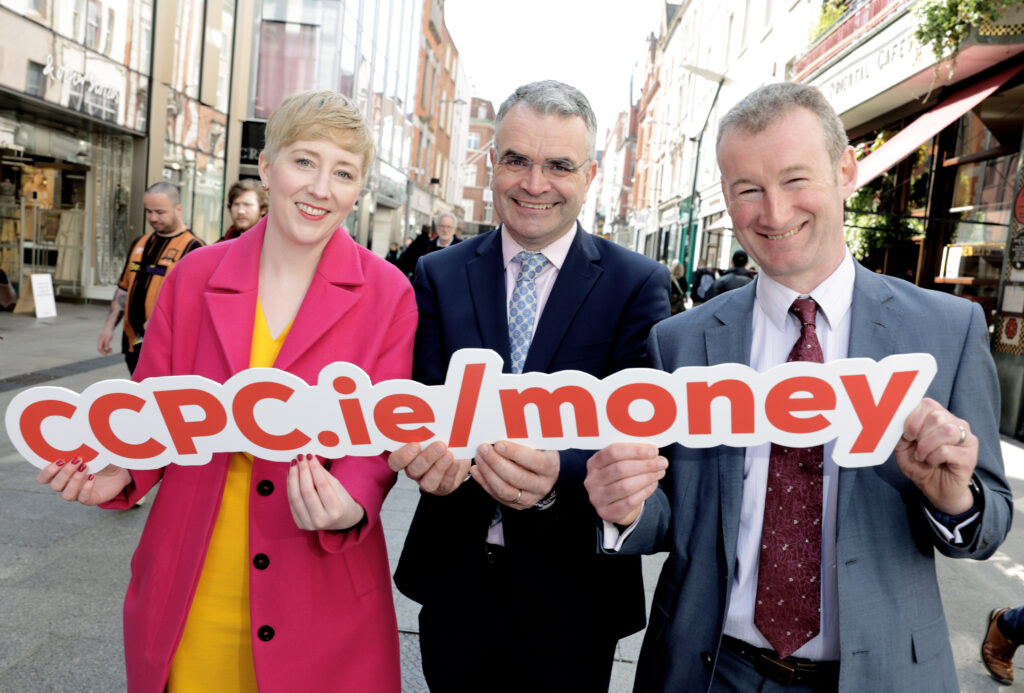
[25,61,45,98]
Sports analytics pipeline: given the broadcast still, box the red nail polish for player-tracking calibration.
[87,474,95,481]
[69,459,80,466]
[55,460,66,467]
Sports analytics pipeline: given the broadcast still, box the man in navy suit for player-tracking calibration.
[391,80,670,692]
[585,82,1012,692]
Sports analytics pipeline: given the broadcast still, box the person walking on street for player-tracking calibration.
[706,248,754,300]
[96,182,203,374]
[221,179,269,241]
[983,606,1024,684]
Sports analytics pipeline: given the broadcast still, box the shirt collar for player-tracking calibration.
[501,224,577,271]
[755,251,855,331]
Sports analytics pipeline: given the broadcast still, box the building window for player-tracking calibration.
[25,61,45,98]
[255,21,320,118]
[463,164,477,187]
[103,7,116,55]
[467,131,480,150]
[86,0,102,50]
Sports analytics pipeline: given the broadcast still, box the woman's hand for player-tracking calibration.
[286,454,366,531]
[36,458,132,506]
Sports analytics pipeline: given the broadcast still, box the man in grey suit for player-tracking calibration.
[585,82,1013,692]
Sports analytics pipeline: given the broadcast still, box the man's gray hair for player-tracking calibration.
[435,212,457,226]
[496,80,597,161]
[145,181,181,206]
[716,82,848,166]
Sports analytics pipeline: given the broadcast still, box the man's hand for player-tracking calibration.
[37,458,132,506]
[894,397,977,515]
[97,327,114,355]
[585,443,667,526]
[470,441,559,509]
[286,454,365,531]
[388,441,472,496]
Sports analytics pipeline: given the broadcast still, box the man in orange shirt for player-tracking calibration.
[97,182,203,373]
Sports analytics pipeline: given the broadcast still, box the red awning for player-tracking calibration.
[854,63,1024,190]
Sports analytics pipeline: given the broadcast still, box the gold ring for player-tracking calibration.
[957,425,967,446]
[510,489,522,505]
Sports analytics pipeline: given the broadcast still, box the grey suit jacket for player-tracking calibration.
[624,262,1013,692]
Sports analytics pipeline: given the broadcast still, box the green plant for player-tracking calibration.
[913,0,1014,76]
[810,0,849,41]
[844,136,928,263]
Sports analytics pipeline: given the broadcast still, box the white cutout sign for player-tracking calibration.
[6,349,937,472]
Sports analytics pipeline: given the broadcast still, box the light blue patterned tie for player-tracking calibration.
[508,251,549,374]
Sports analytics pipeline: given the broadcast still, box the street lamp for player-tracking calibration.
[679,65,731,283]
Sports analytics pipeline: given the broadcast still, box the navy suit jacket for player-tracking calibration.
[394,224,670,641]
[623,263,1013,692]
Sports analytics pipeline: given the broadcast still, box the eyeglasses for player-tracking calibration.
[495,154,589,179]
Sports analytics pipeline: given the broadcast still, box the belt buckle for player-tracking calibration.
[753,652,797,686]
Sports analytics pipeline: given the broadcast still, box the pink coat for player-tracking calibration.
[102,219,416,693]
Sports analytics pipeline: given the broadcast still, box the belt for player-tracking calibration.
[483,543,506,565]
[721,636,839,689]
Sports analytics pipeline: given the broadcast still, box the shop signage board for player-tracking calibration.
[29,274,56,318]
[6,349,937,473]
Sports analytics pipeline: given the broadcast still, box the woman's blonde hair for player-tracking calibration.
[263,90,376,182]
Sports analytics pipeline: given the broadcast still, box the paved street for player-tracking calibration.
[1,301,1022,691]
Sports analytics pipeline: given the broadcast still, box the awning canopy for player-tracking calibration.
[854,63,1024,190]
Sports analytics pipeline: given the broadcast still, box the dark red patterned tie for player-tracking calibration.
[754,297,824,659]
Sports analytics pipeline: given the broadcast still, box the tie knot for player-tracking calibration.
[790,297,818,326]
[515,251,548,280]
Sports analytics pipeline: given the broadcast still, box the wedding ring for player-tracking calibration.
[956,425,967,446]
[510,489,522,505]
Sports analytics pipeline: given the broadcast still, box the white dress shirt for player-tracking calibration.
[720,252,855,661]
[486,225,576,545]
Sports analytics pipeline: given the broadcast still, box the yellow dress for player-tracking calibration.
[167,301,292,692]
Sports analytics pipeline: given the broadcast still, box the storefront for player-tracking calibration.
[0,3,152,302]
[799,3,1024,433]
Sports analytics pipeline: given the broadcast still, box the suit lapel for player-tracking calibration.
[466,230,513,368]
[838,263,895,529]
[525,225,601,373]
[709,283,757,568]
[205,222,263,376]
[274,229,365,373]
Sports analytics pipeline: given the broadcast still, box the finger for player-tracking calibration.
[588,442,659,470]
[60,459,91,502]
[417,454,455,494]
[471,454,520,505]
[297,455,328,525]
[591,469,666,507]
[388,442,421,472]
[490,441,548,473]
[309,455,345,522]
[596,481,660,524]
[592,456,668,485]
[286,459,314,530]
[476,443,534,493]
[36,459,68,485]
[76,467,100,505]
[437,458,472,495]
[406,442,452,481]
[901,397,943,441]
